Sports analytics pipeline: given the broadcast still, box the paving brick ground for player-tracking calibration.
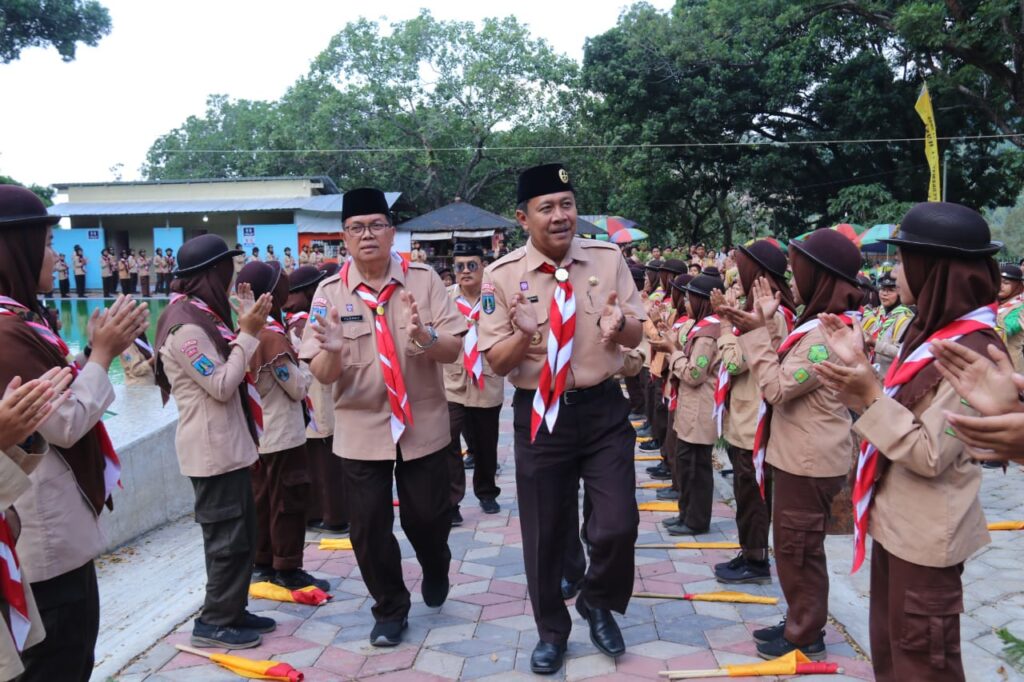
[114,386,1024,681]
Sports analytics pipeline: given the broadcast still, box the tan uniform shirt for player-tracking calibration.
[283,255,295,274]
[55,261,69,280]
[299,251,310,266]
[854,380,988,568]
[153,255,166,274]
[0,444,47,680]
[100,256,112,278]
[159,324,260,477]
[739,324,854,478]
[299,261,465,461]
[669,335,719,445]
[120,345,155,386]
[478,238,646,390]
[443,286,504,408]
[16,362,114,582]
[254,338,309,454]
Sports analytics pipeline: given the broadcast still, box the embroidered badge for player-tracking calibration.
[727,362,740,375]
[482,282,496,294]
[274,365,290,382]
[690,368,701,380]
[807,344,830,364]
[520,281,529,291]
[482,293,496,314]
[183,346,200,358]
[191,354,215,376]
[696,355,709,369]
[793,367,810,384]
[346,303,354,312]
[944,426,957,437]
[180,339,198,353]
[559,168,570,184]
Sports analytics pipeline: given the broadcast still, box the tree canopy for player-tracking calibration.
[0,0,111,63]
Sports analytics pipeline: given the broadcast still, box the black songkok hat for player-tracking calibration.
[452,242,484,258]
[342,187,390,223]
[516,163,574,204]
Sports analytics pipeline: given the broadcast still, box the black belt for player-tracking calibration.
[515,378,614,406]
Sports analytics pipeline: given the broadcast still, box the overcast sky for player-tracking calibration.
[0,0,674,188]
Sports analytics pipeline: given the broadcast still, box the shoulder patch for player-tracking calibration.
[727,361,740,375]
[191,354,215,376]
[793,367,810,384]
[482,292,496,314]
[274,364,290,382]
[944,426,957,437]
[807,344,829,364]
[690,367,701,380]
[695,355,709,368]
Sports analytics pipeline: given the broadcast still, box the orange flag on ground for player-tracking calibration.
[175,645,304,681]
[638,481,672,489]
[635,455,661,461]
[318,538,354,550]
[249,581,331,606]
[988,521,1024,531]
[660,649,843,678]
[634,590,778,605]
[635,541,741,550]
[638,501,679,512]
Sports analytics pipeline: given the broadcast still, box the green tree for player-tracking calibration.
[0,174,54,205]
[0,0,111,63]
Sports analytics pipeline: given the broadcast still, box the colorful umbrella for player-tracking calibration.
[597,228,649,244]
[580,215,638,234]
[659,650,843,679]
[636,541,741,550]
[858,223,897,253]
[634,590,778,605]
[249,582,332,606]
[175,644,305,681]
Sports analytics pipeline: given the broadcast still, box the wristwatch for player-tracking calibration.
[413,324,439,350]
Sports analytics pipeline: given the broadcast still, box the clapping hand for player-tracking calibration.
[599,292,625,343]
[932,341,1024,417]
[233,283,273,337]
[311,307,344,353]
[400,291,431,346]
[509,293,539,337]
[0,367,73,450]
[813,313,881,412]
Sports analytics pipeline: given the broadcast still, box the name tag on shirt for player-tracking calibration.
[341,315,364,323]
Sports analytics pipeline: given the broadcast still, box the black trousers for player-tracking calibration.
[562,484,592,583]
[726,445,772,562]
[74,274,85,297]
[17,561,99,682]
[446,401,502,508]
[130,273,138,293]
[102,276,115,297]
[140,275,150,297]
[624,368,646,414]
[120,277,131,295]
[513,380,639,644]
[252,445,310,571]
[306,436,348,526]
[344,447,451,623]
[58,278,69,297]
[675,440,714,531]
[191,467,257,626]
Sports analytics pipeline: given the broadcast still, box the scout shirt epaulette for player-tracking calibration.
[486,246,527,273]
[408,261,434,272]
[576,239,620,253]
[319,272,343,288]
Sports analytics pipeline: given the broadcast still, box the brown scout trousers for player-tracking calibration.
[344,447,452,624]
[772,468,844,646]
[512,381,639,645]
[675,440,713,531]
[870,541,965,682]
[726,445,772,562]
[663,410,679,490]
[305,436,349,527]
[446,402,502,508]
[624,368,647,414]
[252,444,311,571]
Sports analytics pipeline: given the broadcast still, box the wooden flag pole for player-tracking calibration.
[175,644,215,659]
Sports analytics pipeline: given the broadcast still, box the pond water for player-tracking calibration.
[41,297,169,384]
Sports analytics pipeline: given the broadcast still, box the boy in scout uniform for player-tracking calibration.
[299,188,465,648]
[478,164,645,675]
[444,241,504,523]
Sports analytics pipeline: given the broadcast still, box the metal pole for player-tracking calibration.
[942,149,949,202]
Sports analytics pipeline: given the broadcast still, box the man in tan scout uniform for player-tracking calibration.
[478,164,645,675]
[443,242,504,524]
[300,187,465,648]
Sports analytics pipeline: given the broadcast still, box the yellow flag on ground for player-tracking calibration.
[988,520,1024,531]
[635,455,661,461]
[660,649,843,678]
[638,481,672,489]
[915,83,941,201]
[319,538,354,550]
[638,501,679,512]
[175,645,304,681]
[635,590,778,605]
[249,581,331,606]
[726,649,811,676]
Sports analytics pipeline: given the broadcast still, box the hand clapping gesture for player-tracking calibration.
[232,283,273,337]
[599,292,625,343]
[400,291,432,346]
[509,293,539,337]
[716,277,780,333]
[812,313,881,412]
[0,367,73,450]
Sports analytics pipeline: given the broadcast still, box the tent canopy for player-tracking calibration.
[397,200,516,233]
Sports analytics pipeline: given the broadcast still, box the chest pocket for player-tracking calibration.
[342,323,373,367]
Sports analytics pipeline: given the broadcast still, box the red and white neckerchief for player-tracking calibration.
[170,294,263,439]
[0,510,30,651]
[851,303,997,573]
[662,315,691,411]
[455,294,485,390]
[264,316,318,433]
[341,256,412,442]
[0,296,121,499]
[531,262,576,442]
[750,310,855,499]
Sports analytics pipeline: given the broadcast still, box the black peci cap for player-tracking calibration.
[516,163,574,204]
[452,242,485,258]
[342,187,390,223]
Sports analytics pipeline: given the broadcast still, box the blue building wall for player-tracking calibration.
[52,227,105,291]
[237,224,298,262]
[152,227,184,261]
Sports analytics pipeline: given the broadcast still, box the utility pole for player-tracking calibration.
[942,148,950,202]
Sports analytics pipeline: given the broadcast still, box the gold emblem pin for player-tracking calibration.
[554,267,570,283]
[376,305,385,316]
[531,331,543,345]
[588,276,599,286]
[558,169,570,183]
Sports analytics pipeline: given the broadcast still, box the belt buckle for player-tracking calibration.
[562,389,580,406]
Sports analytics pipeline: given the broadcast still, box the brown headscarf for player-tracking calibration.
[154,258,260,444]
[237,262,295,373]
[682,291,719,355]
[283,286,315,339]
[893,248,1002,408]
[735,250,797,315]
[0,223,111,513]
[789,246,863,328]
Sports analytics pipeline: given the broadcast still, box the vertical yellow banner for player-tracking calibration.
[914,83,941,202]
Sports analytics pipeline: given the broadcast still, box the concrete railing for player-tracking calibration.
[99,385,190,552]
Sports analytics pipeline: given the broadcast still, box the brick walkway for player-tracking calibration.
[118,391,876,681]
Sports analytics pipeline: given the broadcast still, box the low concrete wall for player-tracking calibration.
[99,385,191,552]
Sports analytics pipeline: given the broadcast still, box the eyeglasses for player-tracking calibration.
[345,221,391,236]
[453,261,480,273]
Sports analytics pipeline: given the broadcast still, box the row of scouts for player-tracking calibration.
[0,168,1019,682]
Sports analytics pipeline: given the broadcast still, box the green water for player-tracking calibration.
[40,297,169,385]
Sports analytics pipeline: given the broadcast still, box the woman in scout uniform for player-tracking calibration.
[711,239,796,584]
[72,245,87,297]
[137,249,152,297]
[283,265,348,534]
[298,244,311,267]
[55,253,70,297]
[0,185,149,680]
[665,273,724,536]
[155,234,275,650]
[870,270,915,375]
[282,247,295,275]
[237,260,326,592]
[128,249,140,293]
[100,247,114,296]
[117,250,131,295]
[996,263,1024,371]
[153,248,166,295]
[719,228,862,661]
[813,202,1002,682]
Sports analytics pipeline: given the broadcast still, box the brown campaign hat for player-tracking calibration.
[173,234,243,277]
[790,229,861,285]
[0,184,60,228]
[882,202,1001,257]
[288,264,327,292]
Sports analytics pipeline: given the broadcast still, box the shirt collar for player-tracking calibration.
[524,237,590,273]
[346,256,407,293]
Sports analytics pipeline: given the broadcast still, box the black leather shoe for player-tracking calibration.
[649,469,672,481]
[638,439,662,452]
[576,596,625,658]
[480,498,500,514]
[655,487,679,501]
[646,463,668,475]
[273,568,331,592]
[666,522,708,536]
[560,577,582,600]
[530,640,567,674]
[421,572,450,608]
[756,632,826,661]
[369,618,408,647]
